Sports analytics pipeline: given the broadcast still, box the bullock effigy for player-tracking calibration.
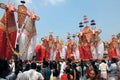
[35,37,48,62]
[0,0,39,61]
[77,16,92,60]
[35,16,106,62]
[0,2,17,60]
[77,26,92,60]
[107,35,118,60]
[91,27,104,59]
[19,11,39,61]
[66,33,80,60]
[66,33,74,60]
[78,16,104,60]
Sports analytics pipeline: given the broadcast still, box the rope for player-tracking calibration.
[5,9,31,57]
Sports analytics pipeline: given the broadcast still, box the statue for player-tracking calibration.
[19,11,39,61]
[0,2,17,60]
[91,27,104,59]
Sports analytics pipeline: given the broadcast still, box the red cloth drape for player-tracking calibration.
[6,31,17,60]
[66,50,74,60]
[0,29,6,59]
[78,45,84,60]
[0,29,17,60]
[55,50,60,61]
[108,48,117,60]
[35,45,42,61]
[45,50,49,61]
[0,10,17,60]
[78,43,92,60]
[35,45,46,62]
[60,74,68,80]
[35,45,50,61]
[83,43,92,60]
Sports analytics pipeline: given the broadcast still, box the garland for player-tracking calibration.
[6,30,31,57]
[5,10,31,57]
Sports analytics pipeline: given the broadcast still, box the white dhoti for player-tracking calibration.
[19,33,36,61]
[49,48,54,61]
[91,40,104,59]
[52,50,57,61]
[74,48,80,60]
[27,35,36,60]
[116,47,120,57]
[60,47,66,59]
[100,72,108,79]
[18,17,37,61]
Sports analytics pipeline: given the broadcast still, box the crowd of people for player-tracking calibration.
[0,57,120,80]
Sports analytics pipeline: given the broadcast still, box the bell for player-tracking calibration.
[83,15,88,23]
[79,22,84,28]
[79,25,84,28]
[41,37,44,41]
[91,20,96,26]
[67,37,70,40]
[72,34,76,38]
[91,20,95,22]
[91,23,96,26]
[79,22,83,25]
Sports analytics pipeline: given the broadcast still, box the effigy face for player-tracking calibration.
[94,29,101,42]
[8,4,15,12]
[28,12,37,20]
[112,38,117,48]
[48,37,54,48]
[18,5,27,28]
[83,26,92,43]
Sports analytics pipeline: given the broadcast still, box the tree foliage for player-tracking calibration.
[117,33,120,38]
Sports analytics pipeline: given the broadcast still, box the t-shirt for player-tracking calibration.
[60,74,68,80]
[99,62,108,72]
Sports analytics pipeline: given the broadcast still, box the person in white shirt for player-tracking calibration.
[99,59,108,80]
[0,59,18,80]
[17,62,44,80]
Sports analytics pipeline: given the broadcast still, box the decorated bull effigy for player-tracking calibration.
[19,11,39,61]
[0,2,17,60]
[36,33,63,62]
[35,17,105,61]
[77,16,104,60]
[0,0,39,61]
[107,34,120,60]
[35,16,106,62]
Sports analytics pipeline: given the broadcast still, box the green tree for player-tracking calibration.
[117,33,120,38]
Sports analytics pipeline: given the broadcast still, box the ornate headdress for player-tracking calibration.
[17,1,27,28]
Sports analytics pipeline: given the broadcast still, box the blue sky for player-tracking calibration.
[0,0,120,43]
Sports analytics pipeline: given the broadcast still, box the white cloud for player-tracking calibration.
[44,0,65,5]
[49,0,64,5]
